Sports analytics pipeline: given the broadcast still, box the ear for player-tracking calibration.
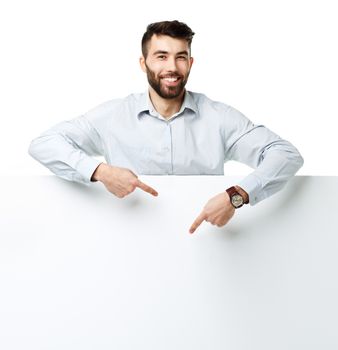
[189,56,194,69]
[139,56,147,73]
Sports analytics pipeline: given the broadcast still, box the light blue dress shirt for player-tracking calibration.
[28,90,304,205]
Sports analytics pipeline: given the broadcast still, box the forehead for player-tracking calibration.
[147,34,189,54]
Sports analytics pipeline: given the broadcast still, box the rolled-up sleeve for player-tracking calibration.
[28,116,104,185]
[224,107,304,205]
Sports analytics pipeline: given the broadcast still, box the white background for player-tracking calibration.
[0,0,337,175]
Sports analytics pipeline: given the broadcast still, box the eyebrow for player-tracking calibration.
[152,50,189,56]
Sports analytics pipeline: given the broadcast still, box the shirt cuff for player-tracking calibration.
[74,157,103,184]
[237,173,265,206]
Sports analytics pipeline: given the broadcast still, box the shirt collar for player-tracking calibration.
[136,89,198,119]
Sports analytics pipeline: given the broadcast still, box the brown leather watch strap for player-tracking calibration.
[226,186,239,198]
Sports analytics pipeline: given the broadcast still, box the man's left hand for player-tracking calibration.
[189,192,235,234]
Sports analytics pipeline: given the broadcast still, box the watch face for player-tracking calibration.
[232,194,243,207]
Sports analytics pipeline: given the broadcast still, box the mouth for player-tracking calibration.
[161,76,181,86]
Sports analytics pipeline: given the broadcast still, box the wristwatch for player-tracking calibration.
[226,186,248,209]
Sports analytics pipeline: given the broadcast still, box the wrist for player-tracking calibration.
[91,163,108,182]
[226,185,249,209]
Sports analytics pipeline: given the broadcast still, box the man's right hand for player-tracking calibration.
[91,163,158,198]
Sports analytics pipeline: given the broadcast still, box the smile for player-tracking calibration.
[162,77,180,82]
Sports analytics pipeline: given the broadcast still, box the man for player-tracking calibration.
[28,20,304,234]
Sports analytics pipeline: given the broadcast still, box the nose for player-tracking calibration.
[165,56,178,72]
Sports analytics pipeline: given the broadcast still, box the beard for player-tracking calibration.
[145,62,190,99]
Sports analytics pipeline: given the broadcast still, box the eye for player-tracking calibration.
[157,55,166,60]
[177,56,187,60]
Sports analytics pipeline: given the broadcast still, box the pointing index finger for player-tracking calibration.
[135,179,158,196]
[189,211,206,234]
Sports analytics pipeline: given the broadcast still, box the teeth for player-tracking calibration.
[163,77,178,82]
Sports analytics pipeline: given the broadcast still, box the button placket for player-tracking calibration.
[163,121,172,174]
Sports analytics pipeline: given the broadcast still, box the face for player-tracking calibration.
[140,34,194,99]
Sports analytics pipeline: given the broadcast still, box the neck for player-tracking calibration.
[148,87,185,119]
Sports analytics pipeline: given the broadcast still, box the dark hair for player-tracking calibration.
[141,20,195,58]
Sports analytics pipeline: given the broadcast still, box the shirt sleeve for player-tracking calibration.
[224,106,304,206]
[28,115,104,185]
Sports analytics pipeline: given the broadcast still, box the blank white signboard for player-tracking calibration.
[0,175,337,349]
